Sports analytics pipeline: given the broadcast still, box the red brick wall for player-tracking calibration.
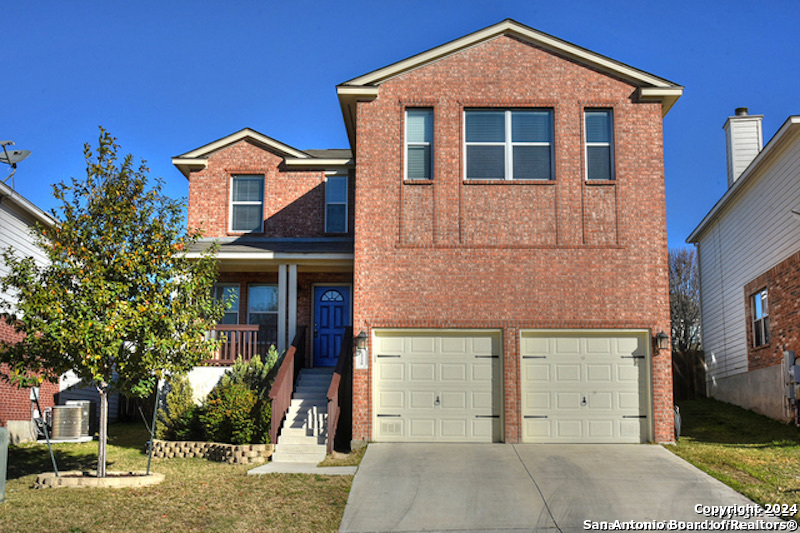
[352,35,673,442]
[187,140,355,238]
[744,250,800,371]
[0,320,58,426]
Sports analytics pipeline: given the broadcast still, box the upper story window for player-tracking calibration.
[325,175,348,233]
[406,108,433,180]
[465,109,553,180]
[230,175,264,232]
[585,109,615,180]
[213,283,240,324]
[752,289,769,347]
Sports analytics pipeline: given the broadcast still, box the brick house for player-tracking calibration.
[688,110,800,423]
[176,19,682,446]
[0,180,59,443]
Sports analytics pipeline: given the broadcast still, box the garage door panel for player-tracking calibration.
[410,391,435,409]
[441,363,466,381]
[410,363,435,381]
[373,330,502,442]
[409,418,436,438]
[521,331,651,443]
[555,364,581,381]
[378,390,404,409]
[379,362,404,380]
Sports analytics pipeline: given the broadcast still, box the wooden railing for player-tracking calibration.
[205,325,262,365]
[268,326,307,445]
[327,327,353,455]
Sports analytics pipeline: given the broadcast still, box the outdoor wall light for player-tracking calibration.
[355,330,368,350]
[655,331,670,351]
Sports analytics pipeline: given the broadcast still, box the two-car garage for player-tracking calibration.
[371,329,652,444]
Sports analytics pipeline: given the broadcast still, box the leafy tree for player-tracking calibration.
[0,128,224,476]
[669,247,702,353]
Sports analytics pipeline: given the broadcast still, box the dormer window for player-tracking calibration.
[230,175,264,232]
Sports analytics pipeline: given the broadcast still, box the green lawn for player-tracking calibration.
[667,397,800,521]
[1,423,353,533]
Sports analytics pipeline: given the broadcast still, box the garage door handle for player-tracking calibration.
[435,396,440,406]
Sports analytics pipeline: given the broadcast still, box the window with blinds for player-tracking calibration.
[464,109,554,180]
[405,108,433,180]
[230,175,264,232]
[585,109,614,180]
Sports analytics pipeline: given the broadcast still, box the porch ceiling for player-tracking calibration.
[186,238,354,273]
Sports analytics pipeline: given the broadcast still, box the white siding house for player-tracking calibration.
[688,112,800,420]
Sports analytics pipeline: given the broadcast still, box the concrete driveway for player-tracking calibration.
[340,444,784,532]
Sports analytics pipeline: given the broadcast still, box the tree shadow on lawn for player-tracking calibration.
[7,422,151,480]
[677,397,800,447]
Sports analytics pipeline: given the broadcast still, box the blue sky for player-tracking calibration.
[4,1,799,249]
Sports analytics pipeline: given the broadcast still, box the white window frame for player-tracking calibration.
[229,175,264,233]
[584,109,615,181]
[324,175,348,233]
[213,283,240,325]
[752,288,769,347]
[463,109,554,180]
[405,108,433,180]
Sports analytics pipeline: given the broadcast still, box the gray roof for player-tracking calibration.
[304,149,353,159]
[188,238,354,255]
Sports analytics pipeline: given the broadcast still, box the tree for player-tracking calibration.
[0,128,224,476]
[669,247,702,354]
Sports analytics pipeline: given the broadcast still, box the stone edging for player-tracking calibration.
[35,471,165,489]
[151,439,274,464]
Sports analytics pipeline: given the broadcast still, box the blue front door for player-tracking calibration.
[313,286,351,367]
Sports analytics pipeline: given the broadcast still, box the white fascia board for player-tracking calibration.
[185,251,354,261]
[0,181,55,227]
[638,87,685,117]
[283,158,355,169]
[687,116,800,243]
[171,157,209,179]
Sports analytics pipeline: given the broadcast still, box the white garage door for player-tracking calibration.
[373,330,503,442]
[520,331,651,443]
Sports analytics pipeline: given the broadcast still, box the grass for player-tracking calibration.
[318,446,366,467]
[667,397,800,521]
[1,423,354,533]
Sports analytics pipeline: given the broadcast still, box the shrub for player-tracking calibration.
[156,374,201,441]
[200,380,257,445]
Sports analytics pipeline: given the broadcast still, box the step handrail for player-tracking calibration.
[268,326,307,445]
[327,327,353,454]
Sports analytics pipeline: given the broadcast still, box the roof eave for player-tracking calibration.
[687,116,800,244]
[283,158,355,169]
[0,180,55,227]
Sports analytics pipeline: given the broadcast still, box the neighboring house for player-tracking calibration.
[0,180,59,443]
[176,19,682,445]
[688,109,800,422]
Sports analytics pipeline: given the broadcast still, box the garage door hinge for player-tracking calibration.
[524,415,548,419]
[475,355,500,358]
[474,415,500,418]
[522,356,547,359]
[622,415,647,419]
[376,354,401,358]
[377,414,402,418]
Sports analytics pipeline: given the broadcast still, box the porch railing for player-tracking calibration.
[327,327,353,455]
[268,326,307,445]
[205,324,262,365]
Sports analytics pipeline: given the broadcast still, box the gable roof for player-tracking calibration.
[172,128,354,178]
[336,19,683,150]
[687,116,800,244]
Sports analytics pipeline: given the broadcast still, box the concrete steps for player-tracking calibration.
[271,368,334,464]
